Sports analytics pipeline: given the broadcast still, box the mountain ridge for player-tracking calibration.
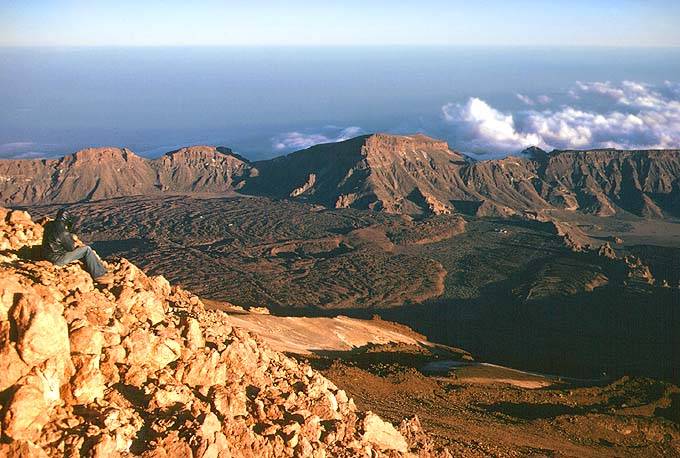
[1,134,679,218]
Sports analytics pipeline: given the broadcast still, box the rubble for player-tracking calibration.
[0,208,447,457]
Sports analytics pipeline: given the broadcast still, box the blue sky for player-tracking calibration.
[1,0,679,47]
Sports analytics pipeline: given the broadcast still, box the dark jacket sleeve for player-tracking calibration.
[59,230,77,252]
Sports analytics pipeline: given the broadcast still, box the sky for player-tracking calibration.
[1,0,680,47]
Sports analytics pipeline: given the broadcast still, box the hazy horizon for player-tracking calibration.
[2,45,679,160]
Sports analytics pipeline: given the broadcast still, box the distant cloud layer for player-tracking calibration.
[272,126,364,152]
[0,142,51,159]
[516,94,552,106]
[442,80,680,155]
[3,81,679,160]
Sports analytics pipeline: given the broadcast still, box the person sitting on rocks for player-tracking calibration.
[42,208,113,283]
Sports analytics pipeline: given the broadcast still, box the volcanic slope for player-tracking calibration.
[0,208,448,458]
[247,134,469,215]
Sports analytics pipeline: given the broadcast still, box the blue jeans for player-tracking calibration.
[53,246,107,279]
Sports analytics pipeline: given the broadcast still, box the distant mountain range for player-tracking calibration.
[1,133,679,218]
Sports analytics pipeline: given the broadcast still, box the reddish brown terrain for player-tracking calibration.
[0,209,449,458]
[24,194,680,386]
[1,133,679,456]
[202,301,680,457]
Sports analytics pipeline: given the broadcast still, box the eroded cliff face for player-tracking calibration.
[249,136,680,218]
[0,208,446,458]
[2,134,678,218]
[249,134,469,215]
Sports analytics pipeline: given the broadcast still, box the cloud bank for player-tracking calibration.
[442,80,680,155]
[0,142,51,160]
[272,126,364,152]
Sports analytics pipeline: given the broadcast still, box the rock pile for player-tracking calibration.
[0,208,446,457]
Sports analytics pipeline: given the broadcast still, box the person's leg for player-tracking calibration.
[82,246,107,279]
[54,246,107,279]
[54,246,90,266]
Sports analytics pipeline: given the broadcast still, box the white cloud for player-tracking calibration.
[517,94,553,107]
[442,81,680,155]
[516,94,534,106]
[272,126,364,152]
[442,98,541,154]
[572,80,670,109]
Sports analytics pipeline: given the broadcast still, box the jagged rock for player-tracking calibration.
[597,242,617,259]
[0,208,443,457]
[10,292,74,394]
[176,349,227,387]
[0,321,30,391]
[122,328,180,371]
[69,322,104,355]
[90,434,118,458]
[69,354,105,404]
[11,292,69,367]
[362,412,409,453]
[7,209,32,226]
[148,384,193,410]
[3,373,54,441]
[210,384,248,419]
[181,316,205,350]
[141,431,193,458]
[0,276,27,320]
[0,441,51,458]
[115,286,166,325]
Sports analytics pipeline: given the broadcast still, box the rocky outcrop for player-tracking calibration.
[248,134,469,216]
[155,146,254,193]
[0,208,447,457]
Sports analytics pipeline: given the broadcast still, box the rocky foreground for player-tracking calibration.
[0,208,448,457]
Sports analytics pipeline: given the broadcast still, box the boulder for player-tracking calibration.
[11,292,70,368]
[69,354,105,404]
[362,413,409,453]
[2,373,53,441]
[69,323,104,355]
[0,321,30,391]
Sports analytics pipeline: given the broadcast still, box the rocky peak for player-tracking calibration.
[0,208,446,457]
[362,133,462,161]
[67,147,141,164]
[365,133,448,148]
[164,146,234,159]
[520,146,548,161]
[160,146,249,168]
